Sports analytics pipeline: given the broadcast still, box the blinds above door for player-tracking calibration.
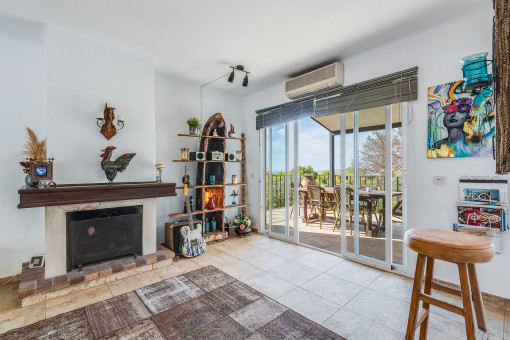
[256,66,418,130]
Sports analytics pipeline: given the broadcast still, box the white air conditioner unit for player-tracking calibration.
[285,62,344,99]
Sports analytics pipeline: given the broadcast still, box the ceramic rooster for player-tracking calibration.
[100,146,136,184]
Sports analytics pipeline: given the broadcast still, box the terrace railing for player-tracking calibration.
[266,174,402,209]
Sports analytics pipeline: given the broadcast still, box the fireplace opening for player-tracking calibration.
[66,205,142,271]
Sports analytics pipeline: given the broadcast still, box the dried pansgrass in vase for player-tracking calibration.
[23,127,46,161]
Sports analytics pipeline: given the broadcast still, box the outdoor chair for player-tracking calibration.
[332,186,353,233]
[359,185,380,230]
[289,185,307,218]
[306,185,335,229]
[376,198,403,233]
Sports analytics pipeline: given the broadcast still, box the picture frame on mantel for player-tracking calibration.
[29,160,53,182]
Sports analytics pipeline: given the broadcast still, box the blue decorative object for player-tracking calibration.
[209,175,215,185]
[204,218,210,234]
[211,217,217,232]
[461,52,492,91]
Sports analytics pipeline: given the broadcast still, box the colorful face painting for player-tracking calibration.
[427,80,494,158]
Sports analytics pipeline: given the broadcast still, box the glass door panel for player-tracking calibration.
[270,124,287,236]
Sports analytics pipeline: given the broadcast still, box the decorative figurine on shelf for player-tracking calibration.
[182,166,191,186]
[212,128,218,137]
[97,103,124,140]
[230,189,239,206]
[100,146,136,184]
[155,162,165,182]
[207,194,217,209]
[228,124,236,138]
[186,117,201,135]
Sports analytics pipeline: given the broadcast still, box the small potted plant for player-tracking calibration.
[186,117,201,135]
[232,215,252,236]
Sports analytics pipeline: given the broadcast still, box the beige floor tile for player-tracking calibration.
[45,285,112,318]
[21,293,45,308]
[190,249,237,267]
[248,237,288,251]
[301,273,364,306]
[211,259,265,281]
[268,261,322,286]
[152,258,173,269]
[0,302,45,335]
[345,288,410,333]
[155,258,201,279]
[222,244,261,260]
[323,307,404,340]
[415,312,489,340]
[367,272,413,302]
[294,251,344,272]
[242,271,297,300]
[326,260,382,287]
[265,242,315,260]
[107,270,162,297]
[0,282,21,313]
[276,287,341,324]
[242,250,290,271]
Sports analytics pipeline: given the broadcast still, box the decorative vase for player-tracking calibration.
[235,226,251,236]
[211,217,217,232]
[209,175,215,185]
[204,218,210,234]
[232,175,238,184]
[188,125,200,135]
[228,124,236,138]
[232,198,237,206]
[301,175,317,187]
[207,194,217,209]
[180,148,189,160]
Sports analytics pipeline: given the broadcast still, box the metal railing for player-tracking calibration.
[266,174,402,209]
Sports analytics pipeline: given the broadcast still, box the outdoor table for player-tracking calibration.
[298,187,402,237]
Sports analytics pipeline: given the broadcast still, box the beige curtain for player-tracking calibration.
[494,0,510,174]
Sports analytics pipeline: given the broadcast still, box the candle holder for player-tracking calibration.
[96,103,125,140]
[180,148,189,160]
[155,162,165,182]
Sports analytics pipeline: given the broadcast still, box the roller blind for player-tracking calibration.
[256,66,418,130]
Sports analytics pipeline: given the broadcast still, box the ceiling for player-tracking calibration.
[0,0,488,95]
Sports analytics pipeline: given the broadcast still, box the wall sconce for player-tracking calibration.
[96,103,125,140]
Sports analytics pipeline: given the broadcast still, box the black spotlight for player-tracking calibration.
[228,69,235,83]
[242,74,248,87]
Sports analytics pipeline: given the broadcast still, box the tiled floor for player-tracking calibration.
[0,233,508,339]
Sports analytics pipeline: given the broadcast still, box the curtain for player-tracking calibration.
[493,0,510,174]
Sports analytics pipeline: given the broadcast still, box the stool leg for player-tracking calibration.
[467,263,487,331]
[406,253,426,340]
[458,263,476,340]
[419,256,435,340]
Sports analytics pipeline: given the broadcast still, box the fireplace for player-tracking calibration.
[66,205,143,271]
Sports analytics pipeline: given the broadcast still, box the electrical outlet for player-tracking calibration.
[433,176,446,186]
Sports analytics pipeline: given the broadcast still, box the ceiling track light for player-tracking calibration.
[227,65,250,87]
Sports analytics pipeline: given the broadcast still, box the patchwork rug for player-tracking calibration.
[1,265,345,339]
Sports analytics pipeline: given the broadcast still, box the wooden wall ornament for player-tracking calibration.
[97,103,125,140]
[493,0,510,174]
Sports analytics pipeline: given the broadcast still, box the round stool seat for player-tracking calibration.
[405,229,494,263]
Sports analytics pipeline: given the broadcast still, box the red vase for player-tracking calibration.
[207,194,217,209]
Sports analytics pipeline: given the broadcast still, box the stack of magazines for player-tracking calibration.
[454,179,508,253]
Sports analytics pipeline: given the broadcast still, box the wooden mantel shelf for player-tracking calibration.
[18,181,176,209]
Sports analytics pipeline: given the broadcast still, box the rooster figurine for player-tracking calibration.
[100,146,136,184]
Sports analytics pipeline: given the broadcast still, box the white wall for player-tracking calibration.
[243,7,510,298]
[45,27,156,184]
[154,73,244,242]
[0,14,46,278]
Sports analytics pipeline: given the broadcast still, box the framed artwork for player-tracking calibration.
[427,80,494,158]
[30,160,53,182]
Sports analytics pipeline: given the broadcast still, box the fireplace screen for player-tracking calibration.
[66,205,142,270]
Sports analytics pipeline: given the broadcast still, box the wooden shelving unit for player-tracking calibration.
[169,113,246,243]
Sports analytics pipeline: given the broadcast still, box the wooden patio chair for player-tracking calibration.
[306,185,335,229]
[289,185,307,218]
[332,186,353,233]
[376,198,403,233]
[359,185,380,230]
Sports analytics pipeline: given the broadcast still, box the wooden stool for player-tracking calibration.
[404,229,494,340]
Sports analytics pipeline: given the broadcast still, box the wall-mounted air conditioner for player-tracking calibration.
[285,62,344,99]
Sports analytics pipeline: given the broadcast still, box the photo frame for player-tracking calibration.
[29,255,45,268]
[30,160,53,182]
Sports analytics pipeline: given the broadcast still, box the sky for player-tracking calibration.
[269,117,368,173]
